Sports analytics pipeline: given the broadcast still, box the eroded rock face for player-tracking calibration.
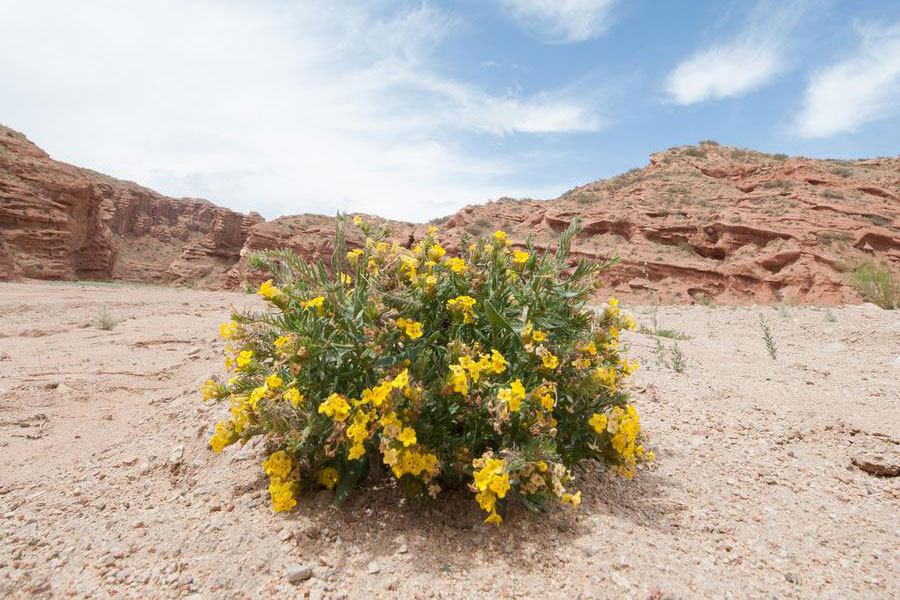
[2,129,897,304]
[0,125,260,285]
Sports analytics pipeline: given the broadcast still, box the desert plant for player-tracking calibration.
[698,139,719,146]
[823,309,836,323]
[92,304,120,330]
[692,292,714,307]
[203,217,653,525]
[830,166,852,178]
[684,147,706,158]
[759,314,777,359]
[771,153,789,161]
[639,313,690,341]
[850,261,898,309]
[669,342,687,373]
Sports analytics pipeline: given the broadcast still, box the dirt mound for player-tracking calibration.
[2,129,897,303]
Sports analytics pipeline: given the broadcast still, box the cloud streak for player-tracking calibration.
[497,0,618,43]
[665,2,805,105]
[794,22,900,137]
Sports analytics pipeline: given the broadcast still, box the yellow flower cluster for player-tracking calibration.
[257,279,282,302]
[472,456,511,525]
[395,317,424,340]
[447,348,508,396]
[261,450,297,512]
[209,420,237,454]
[446,295,476,324]
[447,257,465,274]
[315,467,339,490]
[497,378,526,412]
[318,393,351,421]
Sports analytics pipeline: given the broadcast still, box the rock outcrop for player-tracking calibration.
[2,129,897,304]
[0,125,261,285]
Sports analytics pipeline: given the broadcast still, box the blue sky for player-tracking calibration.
[1,0,899,222]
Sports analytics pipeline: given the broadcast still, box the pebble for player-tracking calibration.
[398,544,408,554]
[286,564,314,583]
[170,445,185,464]
[367,560,381,575]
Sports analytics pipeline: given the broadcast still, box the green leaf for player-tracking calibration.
[483,299,514,334]
[334,453,368,506]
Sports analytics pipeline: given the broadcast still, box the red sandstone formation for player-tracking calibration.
[1,128,897,304]
[0,126,261,285]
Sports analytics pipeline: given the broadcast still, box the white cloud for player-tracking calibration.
[794,22,900,137]
[665,2,804,105]
[497,0,617,43]
[0,0,604,222]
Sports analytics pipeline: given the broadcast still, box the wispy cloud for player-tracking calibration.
[0,0,605,221]
[497,0,618,43]
[665,2,805,105]
[794,22,900,137]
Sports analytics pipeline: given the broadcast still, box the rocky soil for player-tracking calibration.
[2,126,898,304]
[1,282,897,599]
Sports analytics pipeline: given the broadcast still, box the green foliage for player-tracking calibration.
[684,147,707,158]
[205,217,652,524]
[851,261,898,309]
[771,153,789,161]
[758,314,777,360]
[698,139,719,146]
[822,189,845,200]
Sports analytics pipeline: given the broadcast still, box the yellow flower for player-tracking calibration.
[427,244,446,262]
[209,421,237,453]
[201,379,219,402]
[447,295,476,323]
[489,349,508,374]
[488,473,510,498]
[588,412,608,435]
[319,393,350,421]
[284,388,303,407]
[392,369,409,390]
[303,296,325,310]
[316,467,340,490]
[261,450,293,480]
[346,248,363,264]
[348,443,366,461]
[513,250,529,263]
[561,490,581,508]
[273,335,292,355]
[236,350,253,370]
[257,279,280,301]
[484,511,502,526]
[540,393,555,411]
[541,352,559,370]
[449,364,468,395]
[219,320,238,340]
[268,478,297,513]
[382,446,400,467]
[493,230,509,245]
[447,257,465,274]
[397,427,417,447]
[396,317,424,340]
[532,330,546,342]
[265,374,283,390]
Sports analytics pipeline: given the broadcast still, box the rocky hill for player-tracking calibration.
[1,127,897,304]
[0,126,262,286]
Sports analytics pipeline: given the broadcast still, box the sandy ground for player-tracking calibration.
[0,281,898,600]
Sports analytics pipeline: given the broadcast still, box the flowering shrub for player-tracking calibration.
[204,216,653,525]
